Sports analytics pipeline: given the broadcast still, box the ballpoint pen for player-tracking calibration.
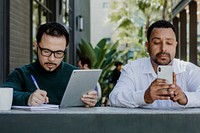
[31,75,47,104]
[30,75,40,90]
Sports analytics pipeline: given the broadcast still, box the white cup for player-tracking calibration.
[0,88,13,110]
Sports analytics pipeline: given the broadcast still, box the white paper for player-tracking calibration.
[12,104,59,111]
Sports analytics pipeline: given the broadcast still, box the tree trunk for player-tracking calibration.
[162,0,168,20]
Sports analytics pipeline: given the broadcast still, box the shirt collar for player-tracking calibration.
[143,57,157,77]
[172,58,185,74]
[142,58,184,77]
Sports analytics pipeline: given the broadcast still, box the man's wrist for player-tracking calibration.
[144,90,153,104]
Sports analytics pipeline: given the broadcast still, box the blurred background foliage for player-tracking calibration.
[77,38,128,96]
[107,0,171,61]
[77,0,171,97]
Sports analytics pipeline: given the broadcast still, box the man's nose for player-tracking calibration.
[160,41,167,52]
[48,53,56,61]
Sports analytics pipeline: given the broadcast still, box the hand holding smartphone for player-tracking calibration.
[157,66,173,84]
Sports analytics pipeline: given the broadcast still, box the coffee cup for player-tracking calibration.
[0,88,13,110]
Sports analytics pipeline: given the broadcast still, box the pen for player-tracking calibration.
[30,75,48,104]
[31,75,40,90]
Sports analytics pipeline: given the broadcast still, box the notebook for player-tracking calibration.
[59,69,102,108]
[12,104,59,111]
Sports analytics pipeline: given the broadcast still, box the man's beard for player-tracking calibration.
[44,62,57,72]
[37,54,58,72]
[150,51,172,65]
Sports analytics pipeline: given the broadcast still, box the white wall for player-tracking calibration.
[90,0,113,46]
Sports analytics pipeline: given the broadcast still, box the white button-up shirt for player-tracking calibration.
[109,57,200,108]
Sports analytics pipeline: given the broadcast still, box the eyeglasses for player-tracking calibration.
[38,45,65,58]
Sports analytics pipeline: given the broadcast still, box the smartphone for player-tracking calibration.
[157,66,173,84]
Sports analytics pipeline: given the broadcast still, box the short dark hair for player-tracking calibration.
[79,57,92,68]
[115,61,123,67]
[147,20,176,42]
[36,22,69,46]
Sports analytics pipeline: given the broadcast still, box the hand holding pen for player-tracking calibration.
[28,75,49,106]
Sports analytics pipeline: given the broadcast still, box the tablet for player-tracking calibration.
[60,69,102,108]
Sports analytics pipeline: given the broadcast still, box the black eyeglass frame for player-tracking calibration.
[37,45,66,58]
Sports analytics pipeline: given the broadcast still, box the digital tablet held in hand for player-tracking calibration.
[157,65,173,84]
[60,69,102,108]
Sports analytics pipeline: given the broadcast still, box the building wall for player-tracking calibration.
[9,0,31,71]
[0,0,5,83]
[0,0,9,83]
[172,0,199,65]
[69,0,90,65]
[90,0,112,46]
[75,0,90,42]
[69,0,113,64]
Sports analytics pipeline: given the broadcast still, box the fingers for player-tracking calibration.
[170,90,180,102]
[81,90,98,107]
[144,79,169,103]
[87,90,98,95]
[156,79,170,90]
[45,96,49,104]
[81,98,97,107]
[156,95,170,100]
[168,84,188,105]
[173,72,176,85]
[146,72,187,106]
[28,90,49,106]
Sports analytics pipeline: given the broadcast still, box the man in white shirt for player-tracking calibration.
[109,20,200,108]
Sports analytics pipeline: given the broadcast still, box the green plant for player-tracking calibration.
[107,0,171,61]
[77,38,128,96]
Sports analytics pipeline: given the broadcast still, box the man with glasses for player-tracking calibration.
[2,22,98,107]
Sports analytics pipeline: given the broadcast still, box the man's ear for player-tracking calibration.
[145,41,149,53]
[145,41,148,48]
[33,41,38,52]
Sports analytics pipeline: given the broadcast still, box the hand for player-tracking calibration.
[144,78,171,104]
[168,73,188,105]
[28,90,49,106]
[81,90,98,107]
